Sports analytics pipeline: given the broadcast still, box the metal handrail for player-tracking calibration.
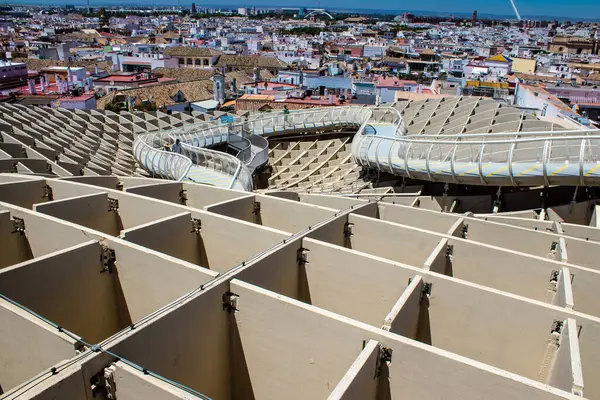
[133,103,600,190]
[352,128,600,187]
[133,106,379,191]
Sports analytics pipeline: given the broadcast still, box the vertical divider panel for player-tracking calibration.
[328,340,381,400]
[552,267,575,310]
[382,275,424,339]
[547,318,584,396]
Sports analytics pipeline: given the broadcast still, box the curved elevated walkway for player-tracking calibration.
[133,102,600,191]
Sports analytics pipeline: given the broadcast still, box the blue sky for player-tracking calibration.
[23,0,600,19]
[394,0,600,18]
[301,0,598,19]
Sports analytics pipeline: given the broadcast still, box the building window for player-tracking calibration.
[195,58,201,66]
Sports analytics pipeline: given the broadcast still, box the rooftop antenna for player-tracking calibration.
[509,0,522,21]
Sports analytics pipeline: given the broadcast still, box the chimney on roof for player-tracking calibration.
[27,79,36,95]
[253,67,260,82]
[212,72,225,104]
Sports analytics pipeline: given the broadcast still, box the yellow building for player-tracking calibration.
[511,57,537,74]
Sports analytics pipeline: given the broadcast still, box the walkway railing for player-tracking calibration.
[133,106,375,191]
[133,103,599,191]
[352,128,600,186]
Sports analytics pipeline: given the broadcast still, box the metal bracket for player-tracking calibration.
[493,187,502,213]
[445,244,454,258]
[252,201,261,215]
[549,270,560,291]
[11,217,25,234]
[42,184,53,201]
[100,246,116,274]
[297,247,310,264]
[550,320,564,335]
[492,200,501,213]
[568,186,579,214]
[343,222,354,237]
[375,344,393,378]
[550,241,558,255]
[222,291,239,313]
[191,218,202,234]
[420,282,433,304]
[103,365,117,400]
[107,197,119,212]
[461,223,469,239]
[179,189,188,205]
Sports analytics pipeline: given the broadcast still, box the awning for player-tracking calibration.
[221,100,236,108]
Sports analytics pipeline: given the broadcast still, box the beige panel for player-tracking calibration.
[560,222,600,243]
[235,237,304,302]
[348,215,441,266]
[302,238,417,327]
[0,202,96,258]
[548,319,584,396]
[106,239,216,322]
[548,202,594,225]
[125,182,184,205]
[562,237,600,271]
[256,194,336,233]
[113,362,200,399]
[48,179,183,229]
[328,340,380,400]
[183,181,250,209]
[306,213,348,247]
[423,238,451,275]
[447,238,565,303]
[569,266,600,317]
[467,219,564,259]
[231,280,575,400]
[119,177,170,188]
[265,191,300,201]
[105,281,234,400]
[0,179,49,209]
[4,362,87,400]
[0,210,32,269]
[61,175,120,190]
[422,272,600,391]
[377,203,460,233]
[121,213,205,267]
[383,275,423,338]
[33,192,122,236]
[0,301,76,394]
[199,212,288,273]
[0,241,130,343]
[553,268,574,310]
[0,174,41,183]
[299,194,368,211]
[204,195,256,224]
